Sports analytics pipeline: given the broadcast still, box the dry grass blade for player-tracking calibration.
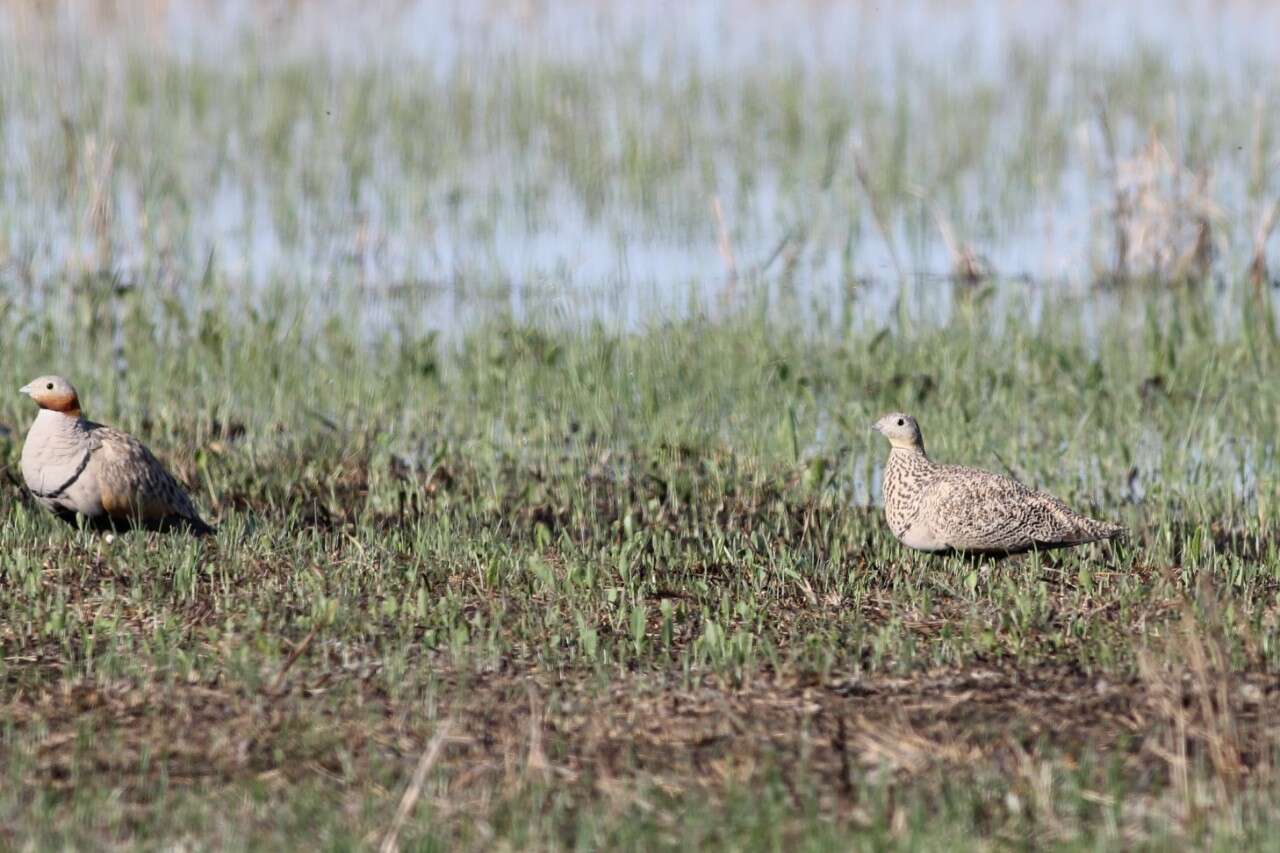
[1094,99,1129,283]
[1250,200,1279,292]
[910,186,991,286]
[852,145,905,288]
[380,720,453,853]
[267,625,319,697]
[1179,600,1245,796]
[525,682,550,779]
[1138,594,1253,825]
[711,195,739,300]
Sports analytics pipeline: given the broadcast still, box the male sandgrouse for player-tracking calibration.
[873,413,1122,555]
[19,375,215,535]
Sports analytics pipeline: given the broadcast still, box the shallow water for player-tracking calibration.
[1,0,1278,338]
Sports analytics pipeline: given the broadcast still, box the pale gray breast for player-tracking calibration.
[21,412,99,513]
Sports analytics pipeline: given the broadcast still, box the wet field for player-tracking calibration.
[3,1,1280,847]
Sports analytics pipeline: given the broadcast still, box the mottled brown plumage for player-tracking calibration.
[19,375,214,535]
[873,413,1122,555]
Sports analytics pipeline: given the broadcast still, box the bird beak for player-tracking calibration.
[18,383,31,396]
[870,421,882,433]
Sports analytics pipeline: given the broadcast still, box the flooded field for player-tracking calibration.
[3,2,1280,849]
[3,0,1279,336]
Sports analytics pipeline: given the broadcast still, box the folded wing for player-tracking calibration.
[927,466,1119,554]
[87,425,214,535]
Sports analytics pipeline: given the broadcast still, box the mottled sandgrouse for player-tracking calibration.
[873,413,1122,555]
[19,375,215,535]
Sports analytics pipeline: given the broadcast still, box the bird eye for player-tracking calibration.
[46,383,53,390]
[897,418,904,426]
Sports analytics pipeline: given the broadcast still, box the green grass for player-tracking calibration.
[4,280,1280,847]
[4,3,1280,849]
[2,10,1277,289]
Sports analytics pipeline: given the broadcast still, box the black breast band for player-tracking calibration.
[31,452,92,500]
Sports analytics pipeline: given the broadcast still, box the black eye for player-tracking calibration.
[897,418,904,426]
[46,383,53,390]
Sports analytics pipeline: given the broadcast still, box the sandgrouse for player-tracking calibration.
[19,375,214,535]
[873,413,1122,556]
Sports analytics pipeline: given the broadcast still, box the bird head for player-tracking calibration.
[872,412,923,450]
[20,375,82,418]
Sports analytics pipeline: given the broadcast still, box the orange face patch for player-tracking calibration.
[29,387,80,417]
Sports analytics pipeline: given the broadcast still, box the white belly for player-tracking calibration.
[898,518,950,552]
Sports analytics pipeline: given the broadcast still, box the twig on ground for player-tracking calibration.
[380,721,453,853]
[268,625,319,696]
